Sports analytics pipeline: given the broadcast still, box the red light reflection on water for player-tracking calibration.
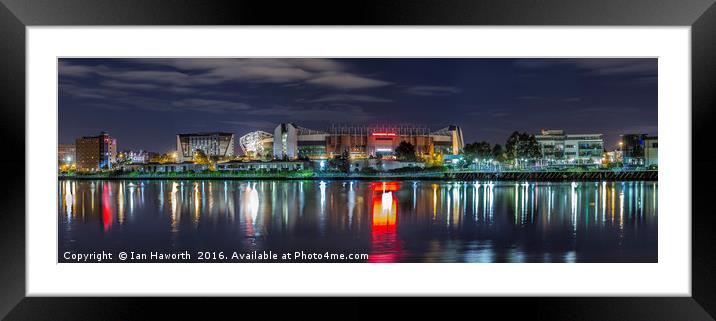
[101,182,113,232]
[369,182,403,262]
[370,181,401,193]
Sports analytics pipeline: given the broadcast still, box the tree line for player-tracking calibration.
[463,131,542,163]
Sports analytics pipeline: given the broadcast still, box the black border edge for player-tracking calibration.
[0,1,25,320]
[692,0,716,318]
[0,0,715,25]
[1,0,716,320]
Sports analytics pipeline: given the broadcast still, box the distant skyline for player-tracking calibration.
[59,58,657,153]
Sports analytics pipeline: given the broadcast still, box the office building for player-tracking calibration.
[535,129,604,164]
[75,132,117,171]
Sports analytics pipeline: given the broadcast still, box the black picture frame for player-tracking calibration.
[1,0,715,320]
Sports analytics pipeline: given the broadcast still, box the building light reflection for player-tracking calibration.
[64,180,73,221]
[571,182,578,236]
[118,181,124,225]
[170,182,179,232]
[432,183,438,220]
[101,182,112,232]
[369,181,401,262]
[128,182,135,214]
[193,182,200,225]
[348,181,355,227]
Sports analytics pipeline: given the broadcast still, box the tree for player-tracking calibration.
[505,131,522,162]
[328,149,351,173]
[492,144,505,162]
[520,134,542,160]
[505,132,541,163]
[59,163,76,173]
[338,150,351,173]
[150,153,174,164]
[422,151,444,167]
[463,142,477,160]
[463,141,492,161]
[395,141,417,161]
[193,149,210,164]
[193,149,216,171]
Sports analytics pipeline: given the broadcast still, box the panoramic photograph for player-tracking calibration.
[57,58,658,263]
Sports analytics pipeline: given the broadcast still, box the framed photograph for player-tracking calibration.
[2,0,715,319]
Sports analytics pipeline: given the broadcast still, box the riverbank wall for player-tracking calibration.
[59,170,657,182]
[445,170,657,181]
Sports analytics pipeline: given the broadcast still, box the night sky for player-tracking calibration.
[58,58,657,154]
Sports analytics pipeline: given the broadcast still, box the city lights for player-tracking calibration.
[56,58,658,265]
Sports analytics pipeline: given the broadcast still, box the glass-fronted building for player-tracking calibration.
[176,132,235,162]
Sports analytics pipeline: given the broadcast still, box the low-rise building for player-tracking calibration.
[643,136,658,167]
[58,144,76,165]
[535,129,604,165]
[350,159,425,172]
[117,150,158,164]
[217,160,308,171]
[121,162,209,173]
[620,134,658,167]
[120,160,308,173]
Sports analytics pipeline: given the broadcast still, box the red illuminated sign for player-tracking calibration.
[371,132,396,137]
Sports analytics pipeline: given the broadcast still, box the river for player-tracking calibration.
[58,179,657,263]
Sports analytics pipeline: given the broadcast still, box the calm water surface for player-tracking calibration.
[58,180,657,262]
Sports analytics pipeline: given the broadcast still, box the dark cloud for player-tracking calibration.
[243,104,373,122]
[306,73,392,89]
[515,95,543,100]
[101,80,160,91]
[58,61,99,77]
[220,120,277,130]
[171,99,253,114]
[404,85,461,96]
[303,94,393,103]
[59,58,394,92]
[514,58,657,77]
[59,83,127,99]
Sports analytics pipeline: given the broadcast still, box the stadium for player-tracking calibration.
[239,123,464,160]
